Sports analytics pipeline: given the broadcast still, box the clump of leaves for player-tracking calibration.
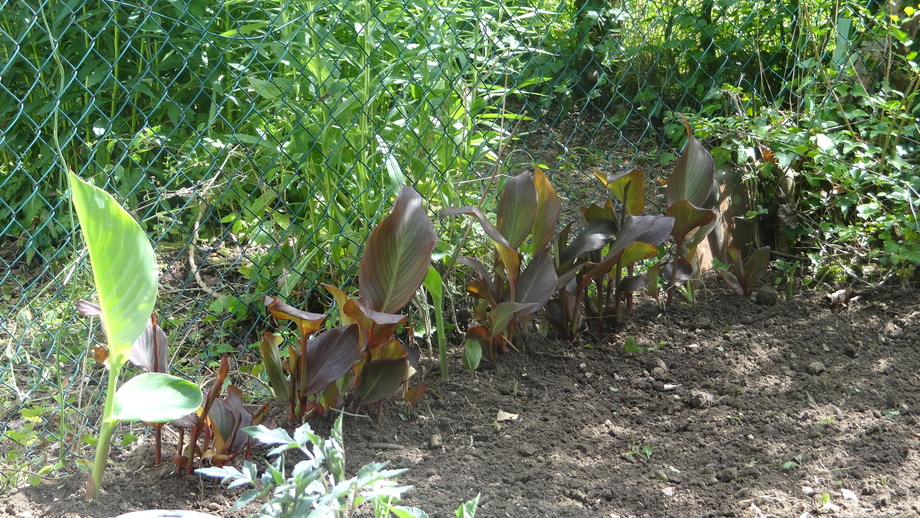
[441,168,560,367]
[717,246,772,297]
[197,413,480,518]
[70,172,202,500]
[260,186,436,418]
[661,116,718,304]
[172,356,273,475]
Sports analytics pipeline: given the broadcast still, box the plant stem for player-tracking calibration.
[87,367,121,500]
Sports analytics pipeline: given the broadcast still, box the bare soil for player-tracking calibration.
[6,281,920,518]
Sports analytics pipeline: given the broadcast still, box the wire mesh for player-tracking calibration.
[0,0,907,484]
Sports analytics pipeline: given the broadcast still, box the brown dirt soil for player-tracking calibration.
[5,282,920,518]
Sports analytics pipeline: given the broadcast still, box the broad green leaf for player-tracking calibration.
[463,334,484,371]
[111,373,202,423]
[360,187,436,314]
[596,169,645,216]
[457,494,480,517]
[496,171,537,249]
[70,172,157,370]
[532,167,561,251]
[666,118,715,208]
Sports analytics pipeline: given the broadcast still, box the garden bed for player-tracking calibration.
[6,281,920,517]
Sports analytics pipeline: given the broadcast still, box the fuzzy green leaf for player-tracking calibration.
[111,373,202,423]
[70,172,157,370]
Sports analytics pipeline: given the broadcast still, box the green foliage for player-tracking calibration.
[70,172,202,499]
[679,2,920,281]
[197,413,480,518]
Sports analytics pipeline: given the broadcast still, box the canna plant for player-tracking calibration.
[260,186,436,418]
[172,355,273,474]
[441,168,560,366]
[70,172,202,500]
[661,117,719,303]
[75,302,172,466]
[717,246,772,297]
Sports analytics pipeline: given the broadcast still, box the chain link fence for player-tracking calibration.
[0,0,909,484]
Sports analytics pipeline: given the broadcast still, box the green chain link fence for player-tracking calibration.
[0,0,913,486]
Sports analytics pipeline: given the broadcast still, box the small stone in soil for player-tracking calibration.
[806,361,826,375]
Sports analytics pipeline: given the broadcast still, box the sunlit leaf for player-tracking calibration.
[264,296,325,338]
[596,168,645,216]
[360,187,436,314]
[111,373,202,423]
[344,299,406,348]
[666,117,715,208]
[666,200,716,249]
[496,171,537,249]
[70,172,157,370]
[532,167,561,251]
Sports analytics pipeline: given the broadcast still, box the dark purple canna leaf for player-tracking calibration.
[532,167,561,252]
[301,323,361,397]
[353,357,409,406]
[666,117,715,208]
[558,219,618,265]
[457,256,501,307]
[515,251,557,310]
[596,169,646,216]
[206,398,235,455]
[741,246,771,289]
[77,300,167,372]
[128,322,168,373]
[440,206,513,250]
[359,186,437,314]
[618,275,651,294]
[441,205,522,290]
[719,246,771,296]
[496,171,538,249]
[76,300,101,317]
[489,301,540,338]
[664,258,694,287]
[581,200,617,223]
